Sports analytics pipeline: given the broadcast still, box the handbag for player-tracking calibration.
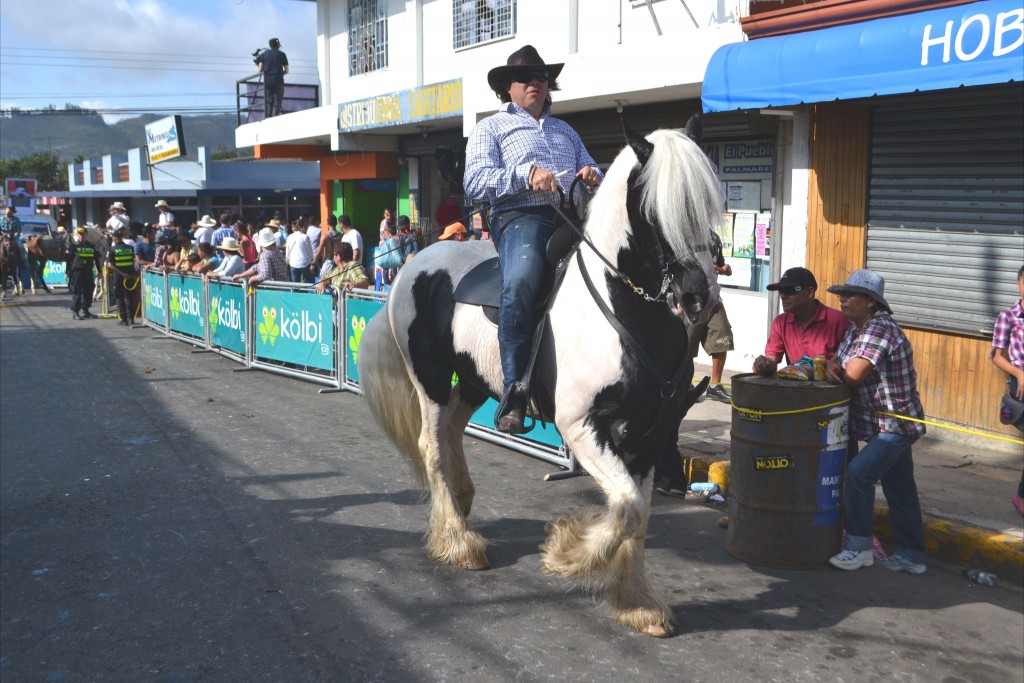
[374,238,402,271]
[999,392,1024,429]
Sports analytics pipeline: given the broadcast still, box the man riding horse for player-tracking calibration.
[464,45,603,433]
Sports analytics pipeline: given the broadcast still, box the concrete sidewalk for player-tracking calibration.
[675,364,1024,586]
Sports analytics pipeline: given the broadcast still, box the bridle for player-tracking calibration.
[547,179,704,440]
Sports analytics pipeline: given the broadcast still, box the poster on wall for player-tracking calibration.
[727,181,761,213]
[719,257,752,288]
[755,212,771,258]
[714,212,734,257]
[732,212,756,258]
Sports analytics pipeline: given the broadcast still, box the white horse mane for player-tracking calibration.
[586,128,723,263]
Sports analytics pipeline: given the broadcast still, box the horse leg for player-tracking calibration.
[445,382,482,518]
[603,472,674,637]
[541,425,673,636]
[416,391,489,570]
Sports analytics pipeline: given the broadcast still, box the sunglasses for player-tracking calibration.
[511,70,550,84]
[778,286,804,295]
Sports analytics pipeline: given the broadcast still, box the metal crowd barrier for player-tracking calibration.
[140,273,577,475]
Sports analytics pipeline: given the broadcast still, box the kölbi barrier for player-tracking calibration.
[139,269,576,476]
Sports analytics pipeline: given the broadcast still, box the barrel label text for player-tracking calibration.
[753,455,794,471]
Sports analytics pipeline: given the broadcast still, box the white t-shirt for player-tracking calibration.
[306,225,322,252]
[106,213,130,232]
[342,229,363,259]
[194,226,215,245]
[285,231,313,268]
[156,211,175,228]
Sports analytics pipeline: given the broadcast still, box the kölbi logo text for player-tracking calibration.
[279,308,324,345]
[170,287,201,319]
[147,284,164,310]
[209,297,242,333]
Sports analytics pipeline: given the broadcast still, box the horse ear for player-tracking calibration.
[622,121,654,166]
[682,114,703,145]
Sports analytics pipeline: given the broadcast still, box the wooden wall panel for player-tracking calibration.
[805,103,1018,448]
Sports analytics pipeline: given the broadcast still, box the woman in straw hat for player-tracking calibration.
[205,237,245,281]
[824,269,927,575]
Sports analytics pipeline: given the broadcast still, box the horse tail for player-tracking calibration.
[357,312,428,488]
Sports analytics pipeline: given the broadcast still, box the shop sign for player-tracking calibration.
[339,79,462,132]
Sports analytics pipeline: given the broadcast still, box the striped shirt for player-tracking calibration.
[836,311,925,441]
[464,102,600,218]
[990,299,1024,369]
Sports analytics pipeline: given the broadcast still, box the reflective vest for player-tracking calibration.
[111,244,135,270]
[72,244,96,271]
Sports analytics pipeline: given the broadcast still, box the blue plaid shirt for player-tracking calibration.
[464,102,600,219]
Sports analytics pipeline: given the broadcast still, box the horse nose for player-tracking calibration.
[681,292,703,324]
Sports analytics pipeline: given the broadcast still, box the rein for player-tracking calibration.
[546,181,675,303]
[548,180,696,440]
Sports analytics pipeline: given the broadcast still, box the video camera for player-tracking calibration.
[251,47,265,65]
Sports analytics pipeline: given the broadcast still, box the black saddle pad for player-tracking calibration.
[454,257,501,309]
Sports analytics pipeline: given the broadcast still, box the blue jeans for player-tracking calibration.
[289,266,313,284]
[491,206,558,393]
[844,432,927,564]
[16,240,30,288]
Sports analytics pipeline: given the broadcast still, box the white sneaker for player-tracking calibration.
[829,548,873,571]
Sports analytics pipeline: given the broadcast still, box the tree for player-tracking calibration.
[0,151,68,192]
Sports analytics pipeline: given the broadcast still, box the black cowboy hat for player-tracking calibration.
[487,45,564,95]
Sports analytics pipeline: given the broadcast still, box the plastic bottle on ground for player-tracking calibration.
[963,568,998,586]
[690,482,719,494]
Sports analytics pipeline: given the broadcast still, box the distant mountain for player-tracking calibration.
[0,108,247,162]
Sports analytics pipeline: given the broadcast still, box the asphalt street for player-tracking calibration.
[2,294,1023,683]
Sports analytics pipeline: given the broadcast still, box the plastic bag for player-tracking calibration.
[777,356,814,381]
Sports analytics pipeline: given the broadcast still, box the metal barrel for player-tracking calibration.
[726,373,851,568]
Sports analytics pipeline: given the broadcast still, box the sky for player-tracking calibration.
[0,0,318,123]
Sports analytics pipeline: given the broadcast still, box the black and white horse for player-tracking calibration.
[358,124,723,637]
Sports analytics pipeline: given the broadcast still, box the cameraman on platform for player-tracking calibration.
[256,38,289,118]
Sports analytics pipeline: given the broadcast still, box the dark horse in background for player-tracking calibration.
[0,233,17,301]
[358,120,723,637]
[25,226,110,295]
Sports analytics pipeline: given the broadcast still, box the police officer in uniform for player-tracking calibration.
[66,226,98,320]
[107,227,139,325]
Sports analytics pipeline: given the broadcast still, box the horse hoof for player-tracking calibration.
[643,623,676,639]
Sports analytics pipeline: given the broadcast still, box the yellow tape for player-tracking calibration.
[730,398,850,418]
[701,379,1024,445]
[874,410,1024,446]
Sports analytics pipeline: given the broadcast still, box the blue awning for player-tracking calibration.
[702,0,1024,113]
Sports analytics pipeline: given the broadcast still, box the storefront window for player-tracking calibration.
[702,138,774,293]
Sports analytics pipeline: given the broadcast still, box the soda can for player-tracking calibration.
[813,355,827,381]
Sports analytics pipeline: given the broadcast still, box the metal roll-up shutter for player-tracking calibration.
[866,85,1024,337]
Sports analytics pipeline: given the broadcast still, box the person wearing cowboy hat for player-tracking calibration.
[232,226,288,287]
[206,237,245,281]
[194,215,217,246]
[106,201,130,234]
[154,200,175,229]
[823,269,928,575]
[464,45,603,433]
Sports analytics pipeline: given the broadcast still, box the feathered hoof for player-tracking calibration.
[540,509,604,579]
[616,607,677,638]
[427,528,489,571]
[643,622,676,639]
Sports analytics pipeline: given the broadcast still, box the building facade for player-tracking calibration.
[239,0,1023,448]
[61,145,320,229]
